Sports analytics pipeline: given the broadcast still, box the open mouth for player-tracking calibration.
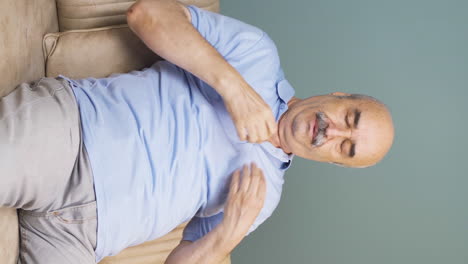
[311,112,328,146]
[291,112,326,146]
[309,116,318,143]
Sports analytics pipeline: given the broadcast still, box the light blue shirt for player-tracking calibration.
[62,5,295,262]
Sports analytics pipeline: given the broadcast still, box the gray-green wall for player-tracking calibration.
[221,0,468,263]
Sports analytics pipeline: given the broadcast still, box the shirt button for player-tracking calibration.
[280,105,285,110]
[280,160,291,169]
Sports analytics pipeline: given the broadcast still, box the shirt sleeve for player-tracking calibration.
[186,5,282,110]
[182,212,224,242]
[187,5,265,62]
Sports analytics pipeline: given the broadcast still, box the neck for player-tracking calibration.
[267,96,300,153]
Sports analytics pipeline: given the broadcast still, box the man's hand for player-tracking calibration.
[221,163,267,239]
[223,86,277,143]
[164,164,266,264]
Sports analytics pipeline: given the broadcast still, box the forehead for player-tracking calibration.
[346,101,393,166]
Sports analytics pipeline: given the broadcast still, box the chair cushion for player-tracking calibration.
[0,208,19,264]
[98,222,188,264]
[0,0,58,97]
[43,24,160,79]
[56,0,220,31]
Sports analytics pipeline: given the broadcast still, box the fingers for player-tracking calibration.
[228,94,277,143]
[228,169,241,197]
[253,164,266,200]
[246,125,259,143]
[242,118,277,143]
[256,167,266,199]
[240,164,251,193]
[236,163,266,198]
[266,115,277,139]
[247,163,261,194]
[223,164,266,231]
[236,125,247,142]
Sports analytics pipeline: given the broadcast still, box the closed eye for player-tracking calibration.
[340,140,347,154]
[349,143,356,157]
[340,140,356,158]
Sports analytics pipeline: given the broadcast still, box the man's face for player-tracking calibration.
[278,93,394,167]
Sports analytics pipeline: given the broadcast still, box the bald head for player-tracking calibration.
[334,94,394,167]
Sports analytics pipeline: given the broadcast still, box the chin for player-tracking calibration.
[291,147,328,162]
[277,118,291,153]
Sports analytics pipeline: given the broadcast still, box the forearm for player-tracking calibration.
[126,0,249,100]
[165,222,244,264]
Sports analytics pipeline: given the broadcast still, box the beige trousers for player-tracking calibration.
[0,78,97,263]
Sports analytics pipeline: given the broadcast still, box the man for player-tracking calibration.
[0,0,394,263]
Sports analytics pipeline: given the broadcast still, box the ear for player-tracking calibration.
[331,92,351,97]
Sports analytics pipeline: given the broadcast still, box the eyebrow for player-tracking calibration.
[354,109,361,128]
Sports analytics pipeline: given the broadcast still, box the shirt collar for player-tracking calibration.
[259,70,296,170]
[277,79,295,104]
[260,141,294,166]
[277,68,295,99]
[275,70,295,121]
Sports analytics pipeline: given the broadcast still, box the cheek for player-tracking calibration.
[312,141,340,161]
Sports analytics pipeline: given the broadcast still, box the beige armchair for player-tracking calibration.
[0,0,230,263]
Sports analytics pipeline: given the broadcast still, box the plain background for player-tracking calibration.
[221,0,468,263]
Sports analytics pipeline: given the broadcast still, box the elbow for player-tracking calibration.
[127,0,189,28]
[126,2,146,27]
[126,1,138,23]
[126,0,160,28]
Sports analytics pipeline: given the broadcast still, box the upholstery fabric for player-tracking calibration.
[0,0,58,96]
[56,0,220,31]
[44,25,160,78]
[0,208,19,264]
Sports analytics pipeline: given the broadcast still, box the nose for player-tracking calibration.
[326,125,352,139]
